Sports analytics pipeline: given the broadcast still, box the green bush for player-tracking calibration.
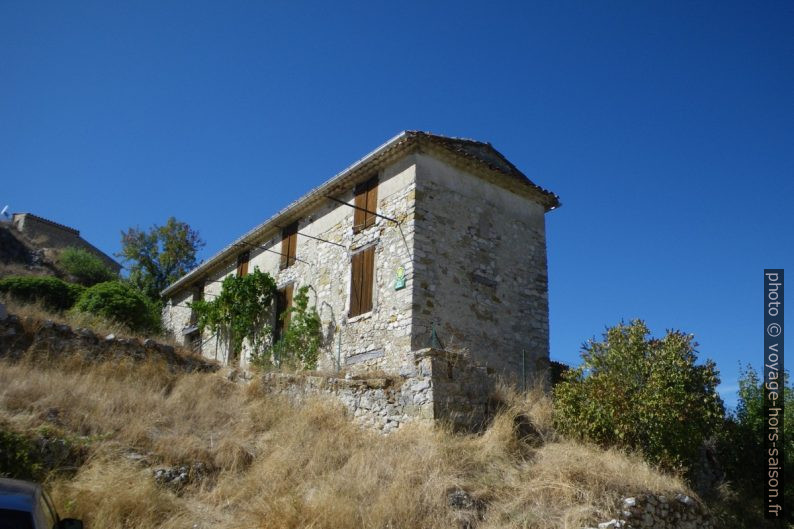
[554,320,724,471]
[0,275,84,311]
[717,366,793,523]
[73,281,161,333]
[0,426,42,480]
[270,286,322,370]
[58,246,117,286]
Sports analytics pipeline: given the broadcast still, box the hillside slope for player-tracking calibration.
[0,223,62,278]
[0,344,697,529]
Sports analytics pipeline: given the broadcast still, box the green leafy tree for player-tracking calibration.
[190,268,277,363]
[717,365,793,523]
[58,246,117,286]
[118,217,204,300]
[0,276,84,311]
[271,286,323,370]
[554,320,724,470]
[73,281,161,333]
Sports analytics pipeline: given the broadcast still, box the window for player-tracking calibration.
[349,245,375,317]
[353,175,378,233]
[186,281,204,353]
[189,281,204,326]
[274,283,294,342]
[280,222,298,270]
[236,251,250,277]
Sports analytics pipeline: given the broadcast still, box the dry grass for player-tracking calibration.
[0,356,689,529]
[1,297,179,345]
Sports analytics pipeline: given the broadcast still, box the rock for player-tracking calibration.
[153,463,207,490]
[676,494,695,507]
[446,487,484,512]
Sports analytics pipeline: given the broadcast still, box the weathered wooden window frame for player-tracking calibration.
[352,175,379,234]
[348,244,376,318]
[236,250,250,277]
[274,283,294,343]
[279,222,299,270]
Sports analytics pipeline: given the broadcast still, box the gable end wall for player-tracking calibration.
[411,153,550,385]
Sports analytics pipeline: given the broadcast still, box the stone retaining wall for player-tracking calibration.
[587,494,712,529]
[261,347,494,432]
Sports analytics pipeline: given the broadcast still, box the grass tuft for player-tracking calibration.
[0,354,689,529]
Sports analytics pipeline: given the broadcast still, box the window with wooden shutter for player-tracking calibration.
[349,245,375,317]
[274,283,294,342]
[353,176,378,233]
[189,281,204,326]
[280,222,298,270]
[236,251,250,277]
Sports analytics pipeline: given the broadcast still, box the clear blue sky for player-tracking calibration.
[2,1,791,409]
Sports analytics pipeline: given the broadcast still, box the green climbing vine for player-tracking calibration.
[189,267,323,370]
[269,286,323,370]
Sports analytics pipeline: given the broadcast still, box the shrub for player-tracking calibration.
[270,286,322,370]
[717,366,793,522]
[554,319,724,471]
[73,281,161,334]
[0,425,42,480]
[0,275,84,311]
[59,246,117,286]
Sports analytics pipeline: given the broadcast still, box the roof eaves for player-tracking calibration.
[161,131,414,297]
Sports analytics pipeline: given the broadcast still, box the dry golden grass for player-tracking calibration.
[0,356,690,529]
[1,297,179,345]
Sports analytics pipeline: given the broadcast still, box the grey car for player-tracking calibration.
[0,478,83,529]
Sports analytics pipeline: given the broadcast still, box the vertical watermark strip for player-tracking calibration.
[764,269,784,520]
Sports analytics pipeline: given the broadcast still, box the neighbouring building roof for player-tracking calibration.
[161,130,560,297]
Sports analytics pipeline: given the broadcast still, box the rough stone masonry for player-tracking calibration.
[161,131,560,429]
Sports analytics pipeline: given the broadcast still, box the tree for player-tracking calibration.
[717,366,793,522]
[118,217,204,300]
[554,319,724,471]
[73,281,161,333]
[58,247,117,286]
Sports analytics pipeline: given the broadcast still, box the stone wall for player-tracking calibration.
[586,494,713,529]
[11,213,121,273]
[411,153,550,384]
[164,155,418,372]
[260,348,493,433]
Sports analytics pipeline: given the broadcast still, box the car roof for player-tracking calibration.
[0,478,39,511]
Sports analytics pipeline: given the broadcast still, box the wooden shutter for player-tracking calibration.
[361,246,374,313]
[236,251,250,277]
[364,178,378,229]
[280,222,298,269]
[349,251,363,316]
[189,281,204,325]
[349,246,375,317]
[353,175,378,233]
[274,283,294,342]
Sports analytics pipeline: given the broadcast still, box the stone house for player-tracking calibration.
[10,212,121,274]
[162,131,559,394]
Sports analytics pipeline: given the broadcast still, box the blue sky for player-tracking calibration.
[2,1,791,409]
